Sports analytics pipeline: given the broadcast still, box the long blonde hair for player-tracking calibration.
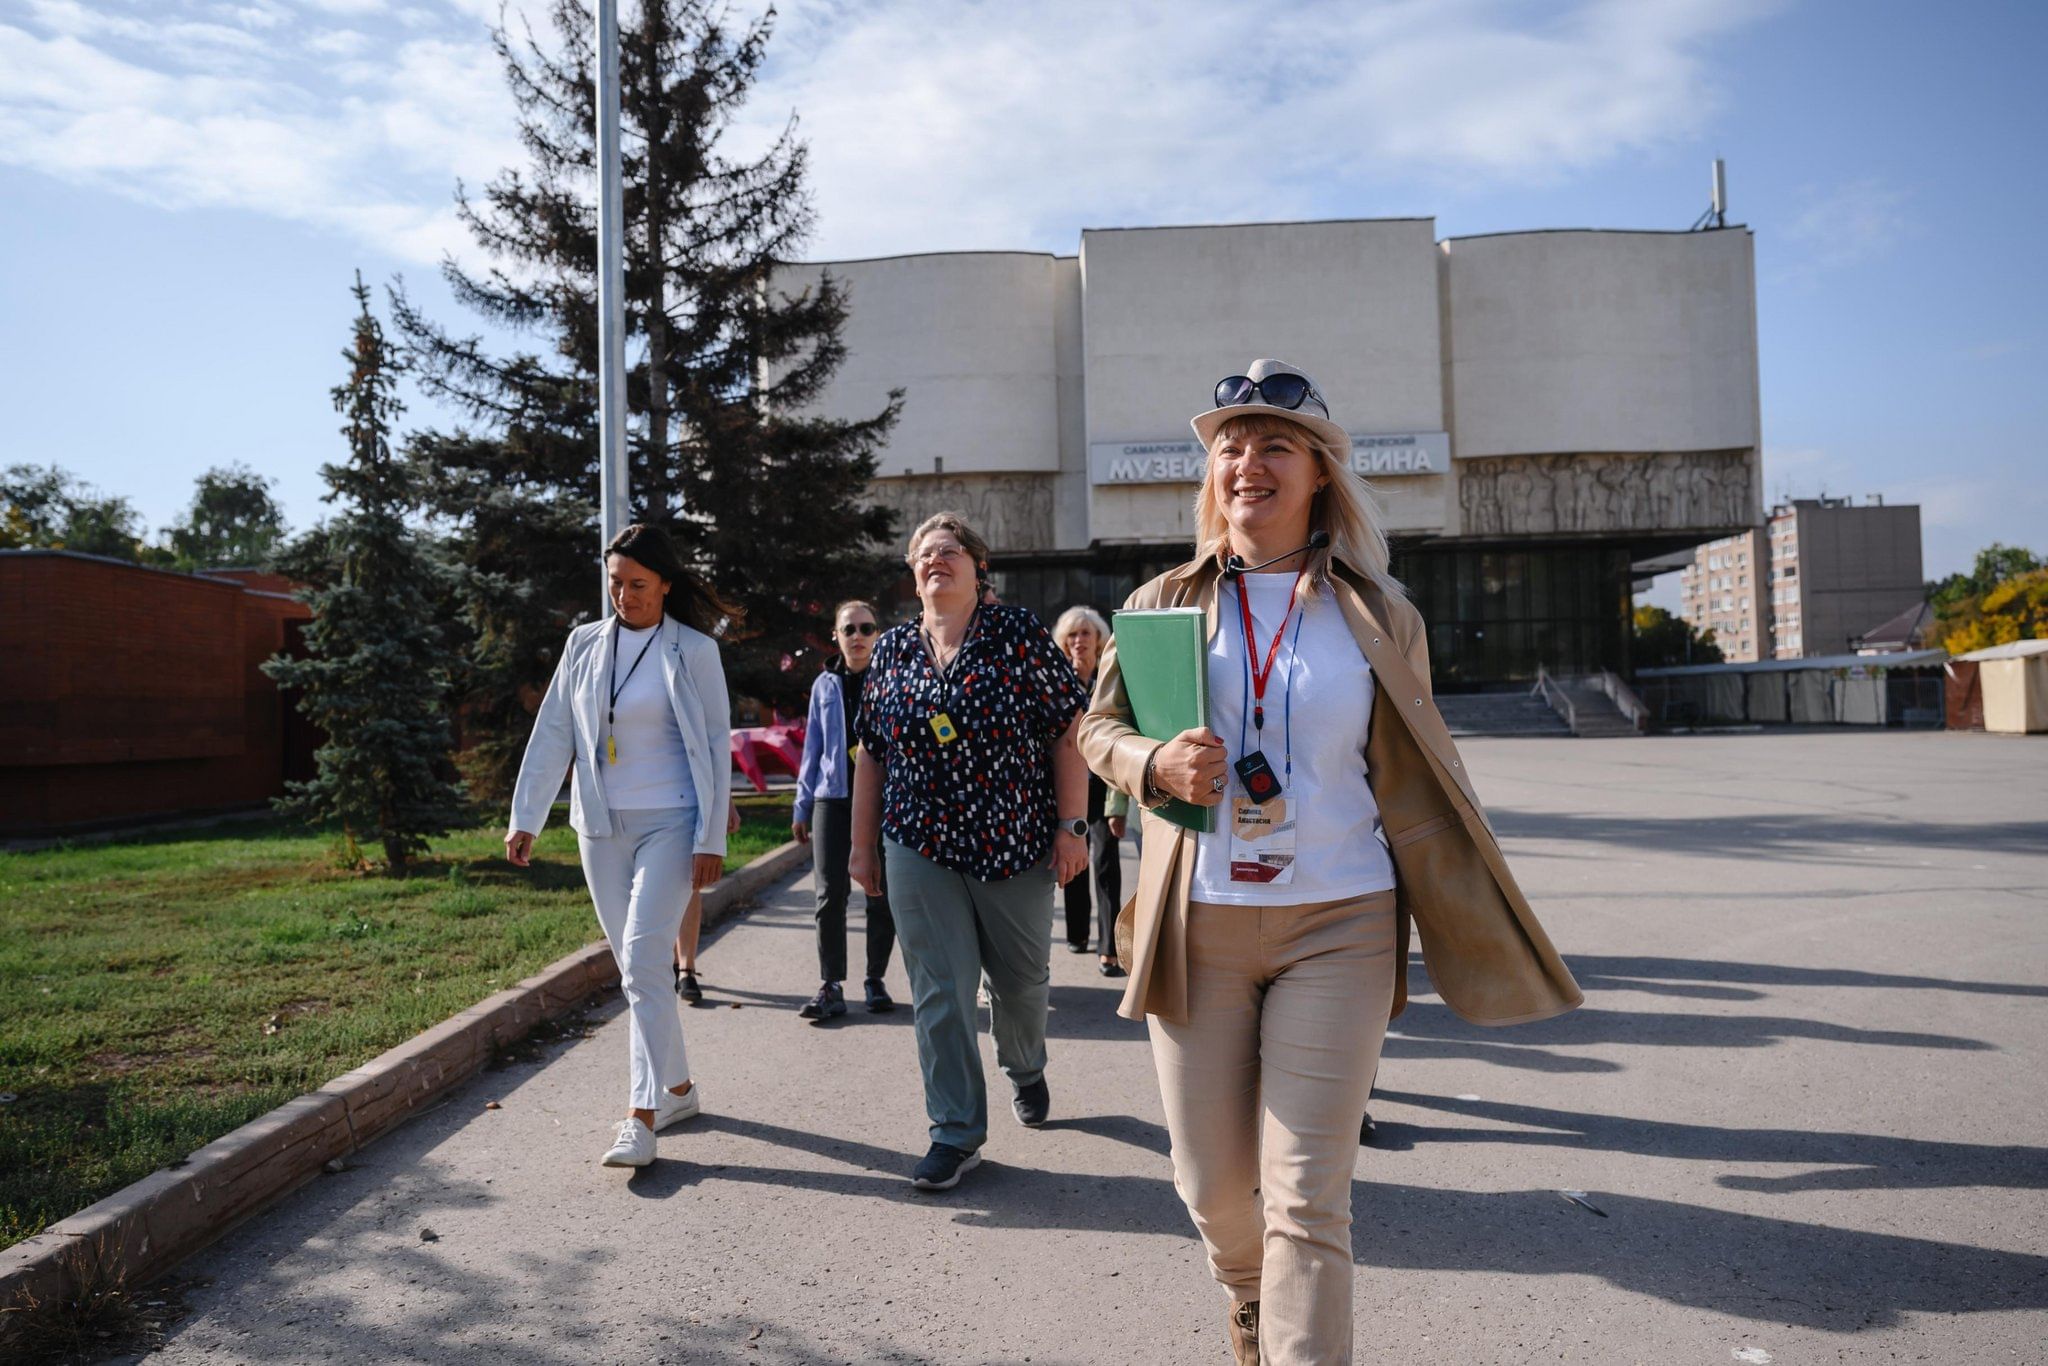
[1194,413,1404,605]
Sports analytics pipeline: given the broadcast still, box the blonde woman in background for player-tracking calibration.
[1051,605,1128,977]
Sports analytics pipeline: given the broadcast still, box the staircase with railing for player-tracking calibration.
[1532,665,1648,737]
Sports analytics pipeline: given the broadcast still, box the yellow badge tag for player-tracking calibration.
[929,712,960,744]
[606,735,618,765]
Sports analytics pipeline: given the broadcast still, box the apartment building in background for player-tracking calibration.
[1766,496,1923,658]
[1679,528,1768,661]
[1682,495,1925,662]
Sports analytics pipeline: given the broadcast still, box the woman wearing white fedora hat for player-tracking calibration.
[1079,359,1581,1364]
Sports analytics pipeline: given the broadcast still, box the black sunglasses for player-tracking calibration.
[838,622,878,637]
[1214,373,1328,418]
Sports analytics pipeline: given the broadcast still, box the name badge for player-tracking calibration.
[1228,795,1297,884]
[929,712,961,744]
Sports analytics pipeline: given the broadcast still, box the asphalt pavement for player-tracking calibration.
[132,731,2048,1365]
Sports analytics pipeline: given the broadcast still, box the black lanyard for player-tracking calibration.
[609,618,661,730]
[922,606,980,693]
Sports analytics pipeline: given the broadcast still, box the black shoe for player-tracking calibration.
[1012,1076,1050,1128]
[1098,958,1126,978]
[1065,943,1090,954]
[798,982,846,1020]
[1359,1109,1377,1145]
[863,977,896,1013]
[910,1141,982,1191]
[675,968,702,1004]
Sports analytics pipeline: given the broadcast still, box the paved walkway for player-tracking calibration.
[138,732,2048,1364]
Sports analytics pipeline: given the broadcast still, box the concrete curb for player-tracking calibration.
[0,838,811,1316]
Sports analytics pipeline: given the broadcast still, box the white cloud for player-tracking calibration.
[0,1,522,263]
[303,28,371,57]
[0,0,1781,265]
[1780,175,1913,277]
[747,0,1784,257]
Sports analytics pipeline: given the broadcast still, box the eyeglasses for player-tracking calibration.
[838,622,878,637]
[914,543,969,566]
[1214,373,1328,418]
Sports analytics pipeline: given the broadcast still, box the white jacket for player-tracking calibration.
[507,615,733,854]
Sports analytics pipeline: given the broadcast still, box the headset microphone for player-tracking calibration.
[1223,530,1330,579]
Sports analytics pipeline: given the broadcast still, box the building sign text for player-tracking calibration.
[1090,432,1448,485]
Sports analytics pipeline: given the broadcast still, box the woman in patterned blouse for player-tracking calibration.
[850,511,1092,1191]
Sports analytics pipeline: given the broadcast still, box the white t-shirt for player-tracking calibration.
[605,622,697,812]
[1189,575,1395,905]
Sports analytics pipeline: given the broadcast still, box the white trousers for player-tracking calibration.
[577,805,697,1108]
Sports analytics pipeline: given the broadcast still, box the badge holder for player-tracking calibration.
[1233,751,1282,802]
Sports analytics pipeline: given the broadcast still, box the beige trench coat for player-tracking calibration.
[1077,555,1583,1028]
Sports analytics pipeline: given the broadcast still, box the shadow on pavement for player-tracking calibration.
[1566,953,2048,1000]
[1372,1090,2048,1194]
[1489,808,2048,862]
[141,1151,1024,1365]
[1354,1180,2048,1331]
[1389,998,1993,1055]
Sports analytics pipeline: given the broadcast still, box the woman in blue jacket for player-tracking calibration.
[791,599,897,1019]
[506,523,735,1169]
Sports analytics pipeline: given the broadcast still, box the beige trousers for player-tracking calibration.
[1148,891,1397,1366]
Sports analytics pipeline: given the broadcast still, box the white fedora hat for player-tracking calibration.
[1190,358,1351,460]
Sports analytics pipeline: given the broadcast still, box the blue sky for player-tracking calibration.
[3,0,2042,597]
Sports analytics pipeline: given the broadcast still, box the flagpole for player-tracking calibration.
[594,0,628,611]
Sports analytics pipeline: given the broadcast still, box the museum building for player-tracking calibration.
[787,216,1762,689]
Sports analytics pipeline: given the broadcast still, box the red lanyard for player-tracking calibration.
[1235,567,1306,732]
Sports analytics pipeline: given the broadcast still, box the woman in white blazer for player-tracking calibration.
[506,523,736,1169]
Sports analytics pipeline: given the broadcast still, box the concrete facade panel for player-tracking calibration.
[1444,229,1760,458]
[1082,219,1447,547]
[785,253,1064,479]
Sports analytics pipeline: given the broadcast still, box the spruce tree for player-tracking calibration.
[394,0,899,798]
[266,275,468,872]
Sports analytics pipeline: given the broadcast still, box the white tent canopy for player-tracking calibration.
[1953,639,2048,663]
[1639,649,1946,678]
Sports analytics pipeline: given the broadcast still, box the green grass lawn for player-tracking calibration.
[0,795,793,1252]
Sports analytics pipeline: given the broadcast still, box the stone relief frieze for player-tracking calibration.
[870,473,1058,553]
[1456,450,1754,537]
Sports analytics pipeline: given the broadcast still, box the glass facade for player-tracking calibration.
[988,546,1194,632]
[1389,542,1634,689]
[985,541,1633,689]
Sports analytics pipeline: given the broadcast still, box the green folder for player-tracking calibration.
[1110,606,1215,833]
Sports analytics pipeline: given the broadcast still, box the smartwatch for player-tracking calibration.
[1058,818,1089,839]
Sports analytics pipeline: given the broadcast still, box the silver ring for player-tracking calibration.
[1210,776,1227,793]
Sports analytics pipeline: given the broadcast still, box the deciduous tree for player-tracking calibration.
[1631,604,1723,669]
[166,463,288,569]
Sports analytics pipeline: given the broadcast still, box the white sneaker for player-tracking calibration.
[601,1117,655,1168]
[652,1083,700,1132]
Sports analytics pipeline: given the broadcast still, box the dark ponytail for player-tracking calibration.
[605,523,744,636]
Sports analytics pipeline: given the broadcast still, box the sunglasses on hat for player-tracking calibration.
[1214,373,1328,418]
[838,622,878,638]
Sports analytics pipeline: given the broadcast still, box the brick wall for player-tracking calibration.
[0,552,313,834]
